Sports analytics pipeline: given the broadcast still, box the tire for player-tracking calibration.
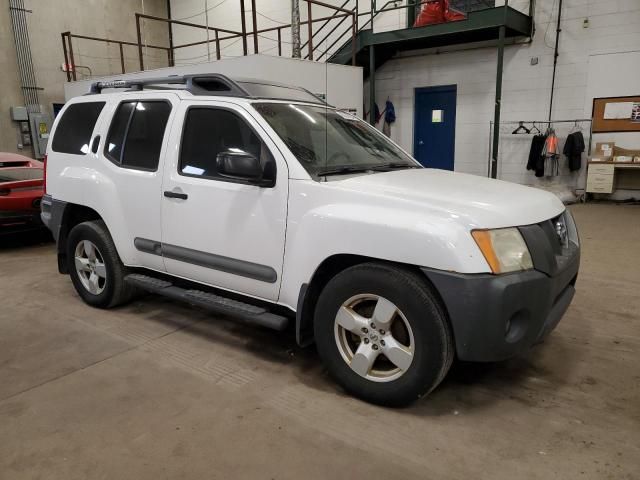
[314,263,454,407]
[66,220,135,308]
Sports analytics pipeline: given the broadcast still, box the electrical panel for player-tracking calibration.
[28,113,52,159]
[10,106,28,121]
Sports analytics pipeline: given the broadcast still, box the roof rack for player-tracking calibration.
[89,73,250,97]
[88,73,328,106]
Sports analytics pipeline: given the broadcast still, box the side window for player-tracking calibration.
[105,100,171,171]
[179,107,275,182]
[51,102,105,154]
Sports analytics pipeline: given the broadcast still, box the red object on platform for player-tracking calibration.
[413,0,466,27]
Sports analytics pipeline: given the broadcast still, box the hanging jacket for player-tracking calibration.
[527,134,546,172]
[563,131,585,171]
[541,131,560,177]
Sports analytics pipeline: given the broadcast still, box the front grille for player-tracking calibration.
[519,211,579,276]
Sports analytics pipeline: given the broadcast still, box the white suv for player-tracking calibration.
[42,74,580,406]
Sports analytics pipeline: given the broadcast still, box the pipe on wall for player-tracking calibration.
[9,0,41,113]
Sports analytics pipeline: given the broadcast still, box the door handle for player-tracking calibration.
[418,140,424,145]
[164,190,188,200]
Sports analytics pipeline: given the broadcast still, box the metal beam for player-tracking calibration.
[548,0,563,121]
[369,46,376,125]
[490,23,506,179]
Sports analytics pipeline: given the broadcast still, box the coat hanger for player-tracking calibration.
[569,120,582,133]
[530,122,541,134]
[512,121,531,135]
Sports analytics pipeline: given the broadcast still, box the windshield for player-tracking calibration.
[253,103,419,177]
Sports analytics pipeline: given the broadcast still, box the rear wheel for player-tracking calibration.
[66,220,135,308]
[314,263,453,406]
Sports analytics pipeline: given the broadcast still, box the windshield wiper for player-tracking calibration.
[316,166,373,177]
[369,162,418,171]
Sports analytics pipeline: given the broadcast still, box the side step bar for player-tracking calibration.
[124,274,288,331]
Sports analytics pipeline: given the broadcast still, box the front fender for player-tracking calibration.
[278,182,490,309]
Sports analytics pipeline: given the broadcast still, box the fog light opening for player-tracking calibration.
[505,310,529,344]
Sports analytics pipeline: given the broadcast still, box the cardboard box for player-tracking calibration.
[595,142,615,159]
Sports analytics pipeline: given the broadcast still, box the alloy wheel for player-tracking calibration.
[74,240,107,295]
[334,294,415,382]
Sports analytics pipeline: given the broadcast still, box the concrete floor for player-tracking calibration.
[1,203,638,479]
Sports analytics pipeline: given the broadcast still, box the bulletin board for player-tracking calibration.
[592,95,640,133]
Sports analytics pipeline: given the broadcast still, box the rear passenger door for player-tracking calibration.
[160,100,288,302]
[97,93,177,272]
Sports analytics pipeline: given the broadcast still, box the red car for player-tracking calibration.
[0,152,45,235]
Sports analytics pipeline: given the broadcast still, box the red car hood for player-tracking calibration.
[0,152,43,168]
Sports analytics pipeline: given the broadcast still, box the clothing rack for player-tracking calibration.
[487,119,594,179]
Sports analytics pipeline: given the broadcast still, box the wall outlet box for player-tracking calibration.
[10,106,28,121]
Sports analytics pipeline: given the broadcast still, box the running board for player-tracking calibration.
[124,273,288,331]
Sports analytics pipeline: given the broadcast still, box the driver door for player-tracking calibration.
[160,100,288,301]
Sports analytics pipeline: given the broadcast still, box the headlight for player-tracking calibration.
[472,228,533,274]
[563,210,579,247]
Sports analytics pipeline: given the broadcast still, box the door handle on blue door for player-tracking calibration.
[418,140,424,145]
[164,190,188,200]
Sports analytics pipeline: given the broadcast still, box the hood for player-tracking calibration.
[335,168,565,229]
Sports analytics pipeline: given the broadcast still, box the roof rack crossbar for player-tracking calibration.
[89,74,251,97]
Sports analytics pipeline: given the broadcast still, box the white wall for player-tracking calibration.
[64,54,363,116]
[368,0,640,193]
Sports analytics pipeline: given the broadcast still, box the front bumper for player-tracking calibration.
[422,212,580,362]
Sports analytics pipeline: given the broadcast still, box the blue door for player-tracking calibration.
[414,85,457,170]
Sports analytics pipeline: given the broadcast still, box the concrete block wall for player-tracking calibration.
[368,0,640,190]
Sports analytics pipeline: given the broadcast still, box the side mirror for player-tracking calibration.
[216,150,265,184]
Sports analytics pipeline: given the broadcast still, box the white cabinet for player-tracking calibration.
[586,163,614,194]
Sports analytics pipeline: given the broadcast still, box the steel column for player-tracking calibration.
[307,2,313,60]
[277,27,282,56]
[548,0,563,121]
[251,0,259,53]
[215,29,221,60]
[240,0,248,55]
[166,0,174,66]
[351,12,356,65]
[490,24,505,179]
[369,45,376,125]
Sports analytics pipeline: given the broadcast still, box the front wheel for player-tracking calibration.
[314,263,454,407]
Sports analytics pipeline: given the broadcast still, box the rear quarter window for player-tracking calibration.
[51,102,105,155]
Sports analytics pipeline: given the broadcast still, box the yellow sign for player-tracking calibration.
[39,122,48,134]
